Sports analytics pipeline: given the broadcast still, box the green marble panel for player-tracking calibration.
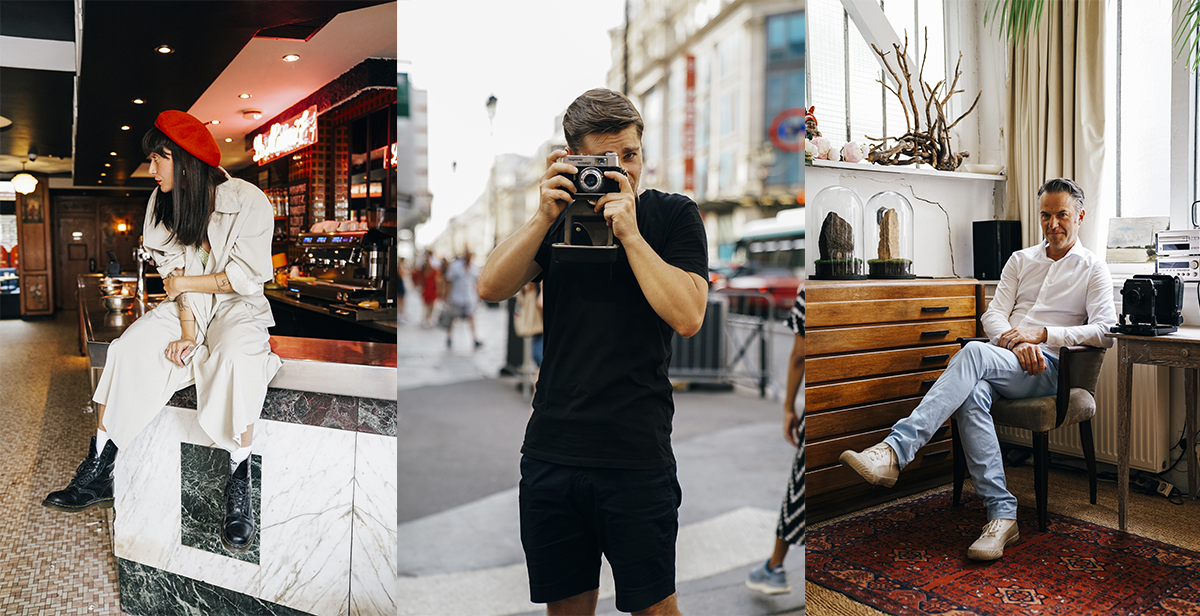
[180,443,262,564]
[118,558,312,616]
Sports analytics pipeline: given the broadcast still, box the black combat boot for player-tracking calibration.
[43,437,118,512]
[220,458,255,553]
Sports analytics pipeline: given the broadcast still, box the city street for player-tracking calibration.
[396,292,806,616]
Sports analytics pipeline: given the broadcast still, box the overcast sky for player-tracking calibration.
[399,1,627,246]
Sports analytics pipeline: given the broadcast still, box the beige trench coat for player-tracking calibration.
[93,176,282,452]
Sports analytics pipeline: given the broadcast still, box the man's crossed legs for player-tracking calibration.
[840,341,1059,560]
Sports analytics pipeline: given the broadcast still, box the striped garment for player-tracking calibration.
[776,285,805,545]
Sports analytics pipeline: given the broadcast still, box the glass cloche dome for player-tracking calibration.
[865,190,915,279]
[811,185,866,280]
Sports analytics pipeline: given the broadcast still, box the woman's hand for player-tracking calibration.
[163,268,186,301]
[782,408,801,448]
[165,337,196,367]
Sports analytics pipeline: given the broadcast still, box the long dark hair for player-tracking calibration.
[142,127,227,248]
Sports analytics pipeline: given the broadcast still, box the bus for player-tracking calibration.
[713,208,804,312]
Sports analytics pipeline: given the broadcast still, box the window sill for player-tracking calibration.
[808,158,1006,182]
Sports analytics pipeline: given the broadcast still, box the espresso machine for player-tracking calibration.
[287,228,396,321]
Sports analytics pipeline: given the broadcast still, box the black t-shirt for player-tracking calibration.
[523,189,709,469]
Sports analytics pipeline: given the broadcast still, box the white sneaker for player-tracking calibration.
[839,442,900,487]
[967,519,1019,561]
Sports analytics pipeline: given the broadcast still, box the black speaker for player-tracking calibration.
[973,221,1021,280]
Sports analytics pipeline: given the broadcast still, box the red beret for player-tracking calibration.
[154,110,221,167]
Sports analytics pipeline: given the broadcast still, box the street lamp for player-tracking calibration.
[485,94,498,134]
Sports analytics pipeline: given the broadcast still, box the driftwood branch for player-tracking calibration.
[866,29,981,171]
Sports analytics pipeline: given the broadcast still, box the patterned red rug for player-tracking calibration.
[806,490,1200,615]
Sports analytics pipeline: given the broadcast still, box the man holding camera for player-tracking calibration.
[839,177,1117,561]
[479,88,708,616]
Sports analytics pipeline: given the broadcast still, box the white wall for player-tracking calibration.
[805,163,1001,277]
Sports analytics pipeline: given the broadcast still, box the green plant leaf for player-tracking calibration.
[985,0,1048,46]
[1174,0,1200,71]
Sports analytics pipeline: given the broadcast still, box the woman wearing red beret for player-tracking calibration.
[43,110,281,554]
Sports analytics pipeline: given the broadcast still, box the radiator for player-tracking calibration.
[995,348,1172,473]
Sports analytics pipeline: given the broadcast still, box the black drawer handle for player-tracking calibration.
[922,449,951,460]
[920,379,937,388]
[921,354,950,363]
[920,330,950,338]
[921,306,950,313]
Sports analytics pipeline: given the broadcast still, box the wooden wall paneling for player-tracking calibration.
[15,181,54,316]
[55,215,99,311]
[98,198,146,273]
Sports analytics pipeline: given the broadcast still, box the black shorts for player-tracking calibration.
[518,455,682,613]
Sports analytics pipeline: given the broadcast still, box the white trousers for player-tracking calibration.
[92,299,282,452]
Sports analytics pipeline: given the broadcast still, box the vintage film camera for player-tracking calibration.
[551,153,628,263]
[561,153,626,198]
[1112,274,1184,336]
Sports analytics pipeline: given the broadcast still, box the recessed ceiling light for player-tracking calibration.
[101,173,107,177]
[238,93,252,99]
[105,163,111,167]
[155,45,173,54]
[132,98,145,105]
[224,138,233,143]
[110,151,117,156]
[282,54,301,63]
[209,119,220,125]
[120,125,130,131]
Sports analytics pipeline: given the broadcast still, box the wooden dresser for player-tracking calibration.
[805,278,982,521]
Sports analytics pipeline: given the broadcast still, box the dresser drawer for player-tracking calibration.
[808,397,923,441]
[808,319,976,356]
[807,425,952,470]
[807,369,945,412]
[807,296,976,328]
[807,279,978,303]
[806,343,959,384]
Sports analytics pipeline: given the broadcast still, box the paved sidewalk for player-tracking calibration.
[396,294,806,616]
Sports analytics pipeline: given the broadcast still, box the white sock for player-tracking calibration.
[96,429,110,453]
[230,445,252,472]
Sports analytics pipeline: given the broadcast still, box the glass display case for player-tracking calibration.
[865,190,915,278]
[811,185,866,280]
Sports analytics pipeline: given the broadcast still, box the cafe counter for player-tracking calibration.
[78,274,396,615]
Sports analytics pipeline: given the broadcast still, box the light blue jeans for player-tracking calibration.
[883,341,1059,520]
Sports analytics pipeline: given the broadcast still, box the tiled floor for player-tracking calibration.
[0,311,128,615]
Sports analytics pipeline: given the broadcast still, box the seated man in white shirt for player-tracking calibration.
[839,177,1117,561]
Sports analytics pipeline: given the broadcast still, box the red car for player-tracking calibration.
[711,266,801,316]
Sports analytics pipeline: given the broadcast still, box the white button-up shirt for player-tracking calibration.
[981,240,1118,357]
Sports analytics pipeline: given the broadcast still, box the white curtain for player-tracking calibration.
[1005,0,1107,252]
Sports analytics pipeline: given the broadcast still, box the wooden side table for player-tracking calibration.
[1109,326,1200,530]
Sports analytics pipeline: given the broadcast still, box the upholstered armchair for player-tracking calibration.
[951,338,1106,531]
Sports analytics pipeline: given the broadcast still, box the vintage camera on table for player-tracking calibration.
[552,153,627,264]
[1112,274,1184,336]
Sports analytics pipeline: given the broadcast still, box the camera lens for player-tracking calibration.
[579,168,604,192]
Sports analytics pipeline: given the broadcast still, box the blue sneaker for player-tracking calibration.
[745,560,790,595]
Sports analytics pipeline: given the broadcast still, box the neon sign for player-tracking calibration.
[253,106,319,165]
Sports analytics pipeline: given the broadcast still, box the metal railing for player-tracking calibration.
[670,290,779,397]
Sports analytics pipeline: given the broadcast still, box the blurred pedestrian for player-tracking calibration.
[746,284,805,595]
[416,254,440,327]
[444,250,482,349]
[396,256,408,324]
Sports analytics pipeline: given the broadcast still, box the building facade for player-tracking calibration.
[609,0,805,263]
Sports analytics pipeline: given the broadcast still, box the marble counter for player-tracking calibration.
[77,276,397,615]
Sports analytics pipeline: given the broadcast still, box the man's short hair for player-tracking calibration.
[1037,178,1085,213]
[563,88,644,152]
